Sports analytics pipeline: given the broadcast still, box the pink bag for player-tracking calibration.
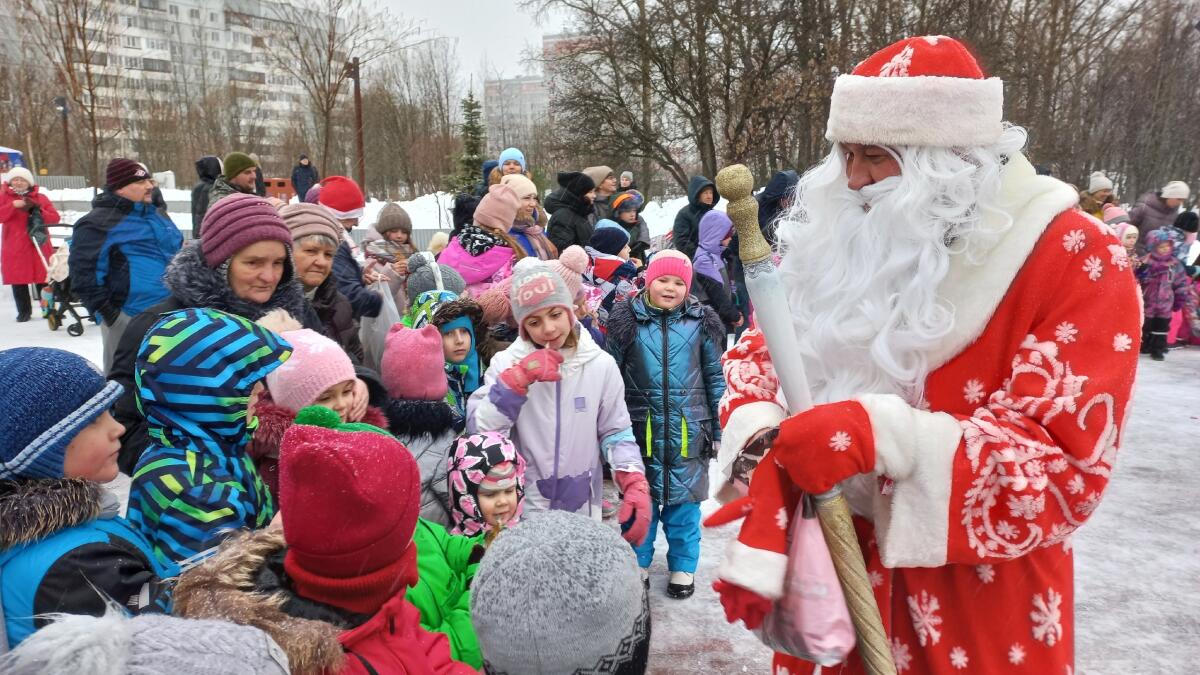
[757,495,856,666]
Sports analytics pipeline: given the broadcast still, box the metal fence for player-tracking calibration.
[34,176,88,190]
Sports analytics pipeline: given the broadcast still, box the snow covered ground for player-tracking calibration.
[0,286,1195,674]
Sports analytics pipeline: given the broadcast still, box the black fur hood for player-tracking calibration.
[0,478,107,549]
[163,241,311,323]
[384,398,458,438]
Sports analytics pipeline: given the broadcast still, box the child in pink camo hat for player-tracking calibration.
[446,431,526,536]
[247,329,388,502]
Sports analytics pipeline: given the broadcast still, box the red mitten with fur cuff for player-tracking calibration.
[772,400,877,496]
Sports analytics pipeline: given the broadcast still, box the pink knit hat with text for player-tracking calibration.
[546,245,589,300]
[646,250,693,295]
[382,324,449,400]
[200,193,294,268]
[318,176,366,220]
[509,257,574,339]
[265,329,357,413]
[474,183,522,234]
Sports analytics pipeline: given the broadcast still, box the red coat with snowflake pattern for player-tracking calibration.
[715,167,1141,675]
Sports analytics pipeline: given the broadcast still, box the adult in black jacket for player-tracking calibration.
[546,171,596,253]
[290,154,319,203]
[190,156,221,238]
[756,169,798,245]
[108,194,323,473]
[250,153,266,197]
[671,175,719,258]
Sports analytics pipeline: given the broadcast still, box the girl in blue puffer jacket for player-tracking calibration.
[605,250,726,600]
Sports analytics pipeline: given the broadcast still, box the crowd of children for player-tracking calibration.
[0,146,758,673]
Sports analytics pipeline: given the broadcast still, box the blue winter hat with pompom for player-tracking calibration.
[0,348,122,479]
[497,147,526,173]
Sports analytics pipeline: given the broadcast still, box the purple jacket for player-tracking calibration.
[436,237,515,296]
[1138,252,1194,319]
[467,325,644,519]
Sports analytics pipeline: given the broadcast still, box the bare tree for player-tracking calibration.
[267,0,418,178]
[0,64,62,173]
[17,0,124,184]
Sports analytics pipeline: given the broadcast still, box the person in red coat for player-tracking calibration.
[0,167,59,321]
[710,36,1141,674]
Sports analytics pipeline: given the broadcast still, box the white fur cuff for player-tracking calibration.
[719,540,788,600]
[857,393,963,568]
[826,74,1004,147]
[718,400,787,483]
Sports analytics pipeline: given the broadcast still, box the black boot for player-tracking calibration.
[12,284,31,322]
[1150,333,1167,361]
[1140,326,1152,354]
[667,572,695,599]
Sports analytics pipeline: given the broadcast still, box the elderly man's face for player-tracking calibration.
[842,143,901,191]
[115,179,154,203]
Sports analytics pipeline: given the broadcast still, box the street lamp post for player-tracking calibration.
[345,57,365,194]
[53,97,72,176]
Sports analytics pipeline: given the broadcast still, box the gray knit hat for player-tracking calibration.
[0,611,289,675]
[508,257,575,340]
[374,202,413,235]
[471,510,651,675]
[405,251,466,299]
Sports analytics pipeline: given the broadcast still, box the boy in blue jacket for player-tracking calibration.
[605,250,725,599]
[0,348,176,649]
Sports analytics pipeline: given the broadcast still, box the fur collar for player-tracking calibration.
[927,153,1080,371]
[383,399,458,438]
[163,241,310,323]
[172,529,346,675]
[0,478,105,549]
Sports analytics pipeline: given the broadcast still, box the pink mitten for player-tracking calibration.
[614,470,651,546]
[498,348,564,395]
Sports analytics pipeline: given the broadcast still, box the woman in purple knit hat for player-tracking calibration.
[106,193,328,475]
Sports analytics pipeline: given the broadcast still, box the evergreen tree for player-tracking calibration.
[451,89,486,192]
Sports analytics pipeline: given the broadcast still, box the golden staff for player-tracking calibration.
[716,165,896,675]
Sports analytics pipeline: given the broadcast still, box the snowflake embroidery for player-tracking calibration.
[775,666,792,675]
[880,45,914,77]
[1108,243,1130,270]
[1112,333,1132,352]
[995,520,1019,539]
[1008,643,1026,665]
[829,431,852,452]
[775,506,789,530]
[950,646,969,670]
[1031,588,1063,646]
[1054,322,1078,344]
[1047,458,1069,473]
[963,378,986,405]
[1062,229,1086,253]
[975,564,995,584]
[907,591,943,646]
[1007,493,1046,520]
[1075,491,1101,516]
[890,637,913,672]
[1083,255,1104,281]
[869,569,884,588]
[1066,474,1085,495]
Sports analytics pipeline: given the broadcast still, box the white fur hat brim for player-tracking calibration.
[825,74,1004,148]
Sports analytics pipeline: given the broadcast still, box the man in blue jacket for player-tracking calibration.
[68,158,183,373]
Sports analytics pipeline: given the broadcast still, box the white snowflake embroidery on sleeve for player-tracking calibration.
[879,45,914,77]
[975,563,995,583]
[1062,229,1086,253]
[950,646,969,670]
[1112,333,1132,352]
[1107,244,1130,270]
[907,591,943,646]
[1031,588,1064,646]
[1008,643,1026,665]
[829,431,852,452]
[1083,255,1104,281]
[775,506,788,530]
[963,378,985,405]
[890,637,913,672]
[869,569,884,587]
[1054,322,1078,344]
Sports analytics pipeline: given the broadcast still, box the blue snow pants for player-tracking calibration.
[631,501,702,573]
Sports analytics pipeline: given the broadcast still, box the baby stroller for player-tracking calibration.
[39,226,87,337]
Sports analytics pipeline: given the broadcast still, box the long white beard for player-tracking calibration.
[775,128,1025,406]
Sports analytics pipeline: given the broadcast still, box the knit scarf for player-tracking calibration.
[457,222,505,257]
[512,217,555,259]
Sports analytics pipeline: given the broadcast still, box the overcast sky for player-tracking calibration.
[386,0,567,85]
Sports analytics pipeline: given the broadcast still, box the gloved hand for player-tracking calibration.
[712,579,774,629]
[614,470,651,546]
[771,400,877,496]
[498,348,564,396]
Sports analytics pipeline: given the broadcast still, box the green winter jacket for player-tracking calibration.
[409,518,483,668]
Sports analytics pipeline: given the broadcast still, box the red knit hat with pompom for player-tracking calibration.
[318,176,365,220]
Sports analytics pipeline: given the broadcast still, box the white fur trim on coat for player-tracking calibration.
[826,74,1004,147]
[717,400,786,483]
[857,393,963,568]
[719,539,789,600]
[926,153,1081,372]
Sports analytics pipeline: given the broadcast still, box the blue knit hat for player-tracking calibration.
[0,348,123,479]
[497,147,526,173]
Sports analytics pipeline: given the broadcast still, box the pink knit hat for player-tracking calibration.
[200,193,294,268]
[546,245,588,300]
[265,329,357,413]
[1102,203,1130,225]
[280,203,343,246]
[382,324,449,400]
[474,183,522,234]
[645,250,693,295]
